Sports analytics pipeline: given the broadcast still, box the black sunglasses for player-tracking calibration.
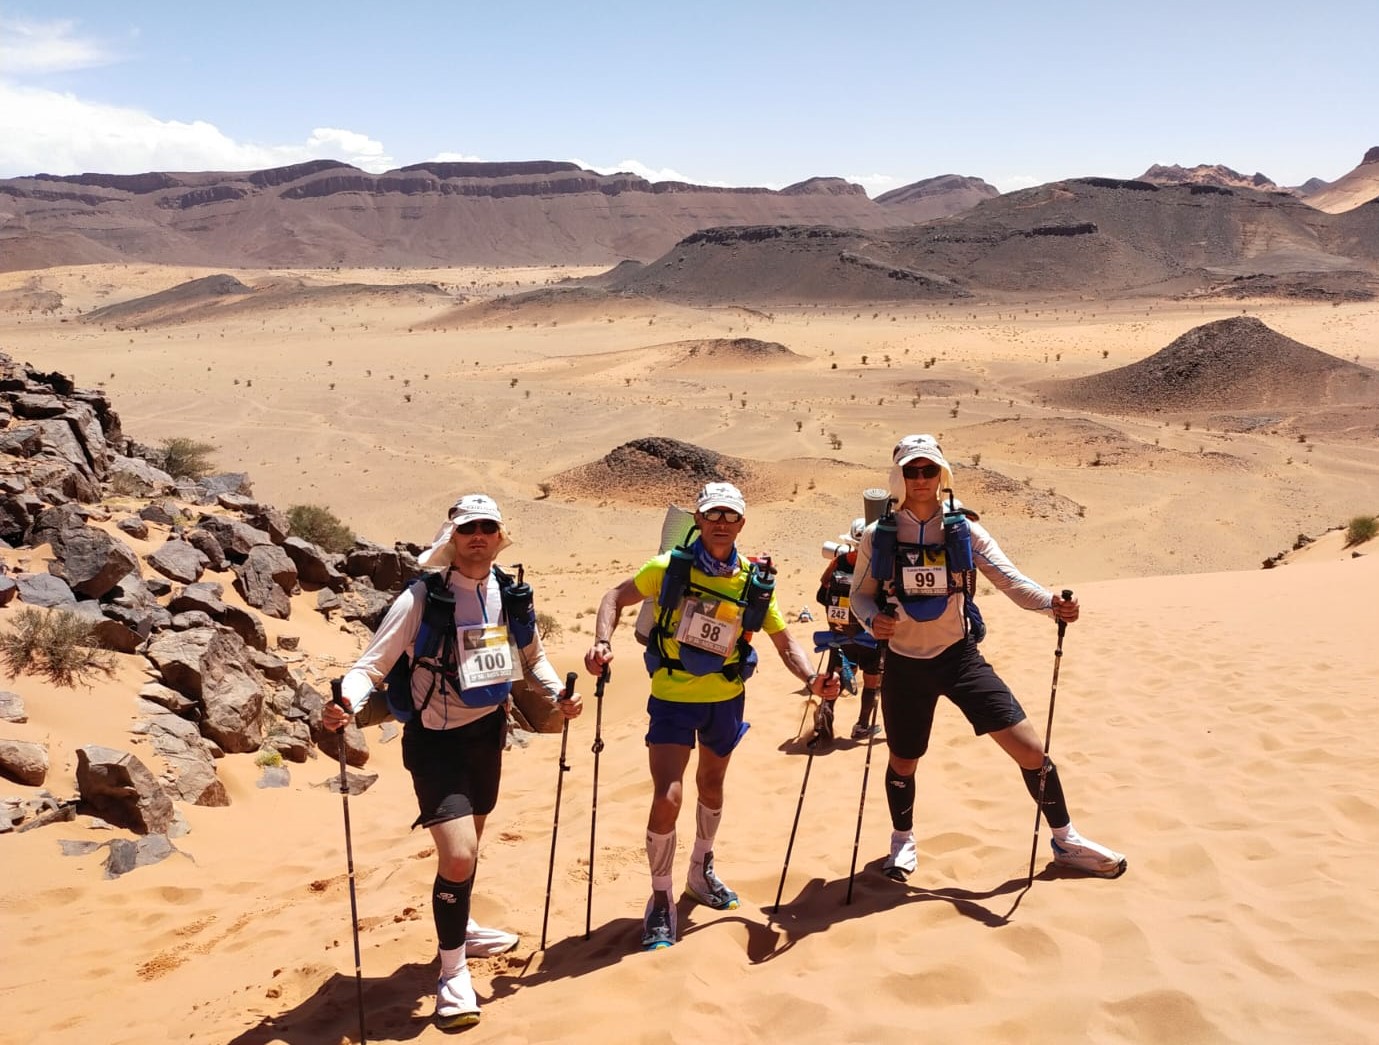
[700,508,743,523]
[902,463,942,480]
[455,519,500,535]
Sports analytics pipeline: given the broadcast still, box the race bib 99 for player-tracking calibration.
[900,547,948,597]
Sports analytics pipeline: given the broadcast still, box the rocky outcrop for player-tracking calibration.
[0,738,48,785]
[75,745,175,834]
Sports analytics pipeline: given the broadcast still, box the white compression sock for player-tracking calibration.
[647,828,675,894]
[691,802,722,862]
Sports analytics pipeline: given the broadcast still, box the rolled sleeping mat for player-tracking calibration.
[863,487,891,526]
[635,504,696,644]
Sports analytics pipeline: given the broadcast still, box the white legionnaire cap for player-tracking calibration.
[418,493,512,567]
[846,517,866,542]
[889,433,955,502]
[696,481,747,515]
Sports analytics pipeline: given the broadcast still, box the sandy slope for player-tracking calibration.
[1,264,1378,1044]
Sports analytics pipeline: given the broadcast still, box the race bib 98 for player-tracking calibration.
[675,597,742,657]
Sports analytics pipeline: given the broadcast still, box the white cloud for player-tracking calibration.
[0,84,394,177]
[572,157,733,188]
[847,173,904,197]
[0,17,116,75]
[993,174,1041,193]
[427,151,485,163]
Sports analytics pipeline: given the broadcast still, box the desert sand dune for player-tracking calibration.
[1,261,1378,1045]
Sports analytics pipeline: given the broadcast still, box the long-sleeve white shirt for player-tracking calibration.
[849,505,1054,660]
[340,567,564,730]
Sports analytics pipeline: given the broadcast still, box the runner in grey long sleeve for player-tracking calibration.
[850,435,1126,883]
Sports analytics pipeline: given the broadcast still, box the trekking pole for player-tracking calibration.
[1027,590,1073,887]
[584,665,610,939]
[769,651,829,913]
[540,671,578,951]
[329,679,367,1045]
[845,608,892,905]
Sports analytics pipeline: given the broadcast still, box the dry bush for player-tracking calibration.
[159,437,217,480]
[1345,515,1377,547]
[287,504,356,553]
[0,608,117,686]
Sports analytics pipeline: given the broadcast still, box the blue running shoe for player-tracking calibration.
[641,893,677,950]
[686,852,740,910]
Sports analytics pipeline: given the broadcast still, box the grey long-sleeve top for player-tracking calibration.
[339,567,564,729]
[849,506,1055,660]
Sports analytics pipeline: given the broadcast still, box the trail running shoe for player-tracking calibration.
[851,722,881,741]
[686,851,740,910]
[465,918,520,957]
[1050,834,1128,878]
[435,964,481,1029]
[882,829,917,882]
[641,894,677,950]
[809,701,835,749]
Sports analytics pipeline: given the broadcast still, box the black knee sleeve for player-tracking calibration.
[885,765,915,832]
[432,873,474,951]
[1021,759,1070,830]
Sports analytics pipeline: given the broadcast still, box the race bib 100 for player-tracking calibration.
[458,624,523,688]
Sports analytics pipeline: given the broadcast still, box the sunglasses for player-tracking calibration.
[700,508,743,523]
[902,463,942,480]
[455,519,500,535]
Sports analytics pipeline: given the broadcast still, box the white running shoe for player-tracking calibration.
[1050,834,1128,878]
[882,829,917,882]
[435,963,481,1029]
[465,917,520,957]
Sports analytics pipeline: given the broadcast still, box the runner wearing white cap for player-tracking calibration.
[850,436,1126,883]
[585,481,840,950]
[324,493,581,1028]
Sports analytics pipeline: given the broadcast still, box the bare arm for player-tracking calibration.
[770,628,840,698]
[584,576,647,674]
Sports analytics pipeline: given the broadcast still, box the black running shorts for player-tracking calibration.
[401,708,505,828]
[881,640,1026,760]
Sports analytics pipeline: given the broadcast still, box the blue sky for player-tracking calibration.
[1,1,1373,194]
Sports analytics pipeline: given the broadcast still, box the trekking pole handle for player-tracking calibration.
[591,666,609,755]
[557,671,576,772]
[1056,589,1073,641]
[328,677,350,732]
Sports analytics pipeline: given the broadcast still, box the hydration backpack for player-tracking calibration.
[355,565,537,726]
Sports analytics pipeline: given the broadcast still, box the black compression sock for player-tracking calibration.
[432,873,474,951]
[885,765,915,832]
[1021,760,1071,831]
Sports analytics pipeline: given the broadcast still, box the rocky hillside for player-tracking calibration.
[601,177,1379,303]
[0,352,556,858]
[1032,316,1379,413]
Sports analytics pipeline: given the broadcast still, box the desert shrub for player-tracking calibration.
[0,608,117,686]
[1345,514,1378,547]
[536,611,564,644]
[159,436,217,479]
[287,504,356,553]
[254,748,284,768]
